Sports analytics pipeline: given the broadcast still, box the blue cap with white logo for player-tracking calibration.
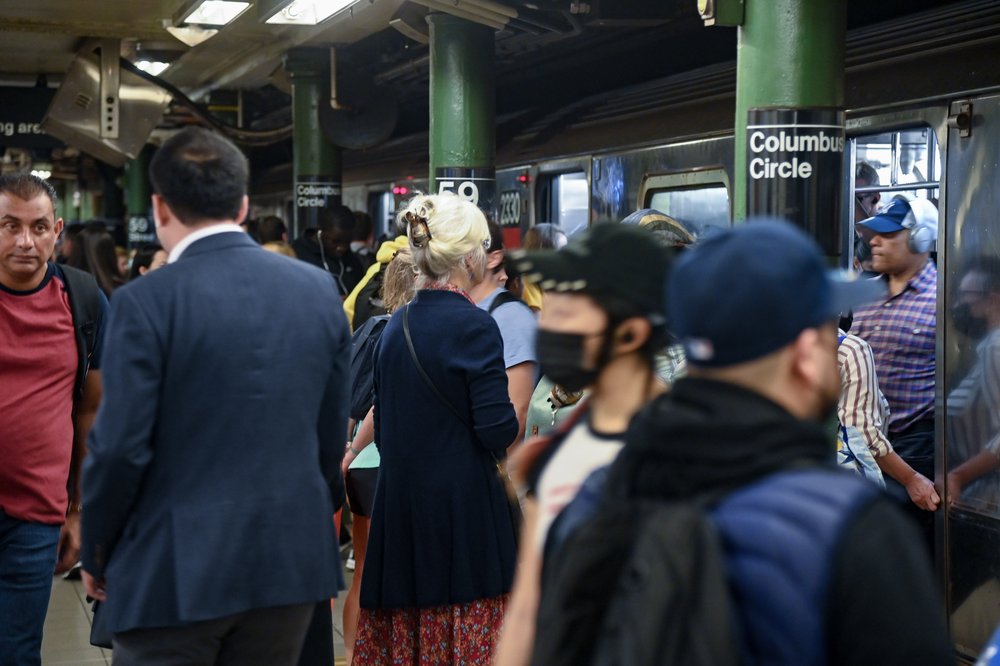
[857,197,938,239]
[668,218,885,367]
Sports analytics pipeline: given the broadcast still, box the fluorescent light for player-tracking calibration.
[178,1,251,26]
[164,23,220,47]
[265,0,357,25]
[31,169,52,180]
[134,61,171,77]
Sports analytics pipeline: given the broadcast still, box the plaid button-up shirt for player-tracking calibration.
[851,260,937,435]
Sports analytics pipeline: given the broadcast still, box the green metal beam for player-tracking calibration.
[285,47,341,238]
[733,0,847,221]
[428,14,496,215]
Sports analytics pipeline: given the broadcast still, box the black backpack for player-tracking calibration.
[60,264,103,401]
[349,314,390,420]
[351,269,386,331]
[532,497,740,666]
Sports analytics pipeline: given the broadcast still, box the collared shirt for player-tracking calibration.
[851,260,937,435]
[167,223,245,263]
[838,331,892,459]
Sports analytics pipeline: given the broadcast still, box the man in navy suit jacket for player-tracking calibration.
[81,127,351,664]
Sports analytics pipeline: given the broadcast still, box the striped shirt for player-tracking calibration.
[851,261,937,435]
[946,329,1000,510]
[838,331,892,459]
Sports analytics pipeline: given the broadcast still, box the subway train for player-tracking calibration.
[254,1,1000,660]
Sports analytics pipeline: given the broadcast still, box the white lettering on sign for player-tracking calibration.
[499,191,521,227]
[0,122,43,137]
[296,183,340,197]
[749,130,844,154]
[296,181,340,208]
[748,125,843,181]
[438,180,481,205]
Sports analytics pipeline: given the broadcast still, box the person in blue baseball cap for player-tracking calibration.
[597,218,952,664]
[851,195,940,548]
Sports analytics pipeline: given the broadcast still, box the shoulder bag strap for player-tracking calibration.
[403,305,473,430]
[403,304,522,538]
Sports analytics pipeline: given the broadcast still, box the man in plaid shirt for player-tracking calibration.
[851,197,940,542]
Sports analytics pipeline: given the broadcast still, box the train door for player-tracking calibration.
[939,92,1000,662]
[531,158,591,236]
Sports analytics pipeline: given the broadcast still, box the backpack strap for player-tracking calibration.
[59,265,102,401]
[487,289,527,316]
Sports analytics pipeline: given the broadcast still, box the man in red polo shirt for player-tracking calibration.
[0,173,106,666]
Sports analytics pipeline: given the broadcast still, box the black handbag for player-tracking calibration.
[402,306,523,542]
[89,599,113,649]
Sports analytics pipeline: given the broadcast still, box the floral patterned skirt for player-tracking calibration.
[351,594,508,666]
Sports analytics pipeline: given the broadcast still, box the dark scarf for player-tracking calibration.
[605,377,834,501]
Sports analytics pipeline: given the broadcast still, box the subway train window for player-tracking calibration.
[852,128,942,222]
[537,171,590,234]
[647,184,730,238]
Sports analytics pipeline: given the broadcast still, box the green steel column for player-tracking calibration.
[733,0,847,223]
[124,144,155,248]
[285,47,341,239]
[428,14,497,217]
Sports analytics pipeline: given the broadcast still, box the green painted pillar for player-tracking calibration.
[285,47,341,240]
[428,14,497,218]
[732,0,847,254]
[124,144,155,248]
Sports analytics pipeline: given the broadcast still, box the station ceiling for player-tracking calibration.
[0,0,977,175]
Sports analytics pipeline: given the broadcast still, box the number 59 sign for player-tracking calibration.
[435,167,496,215]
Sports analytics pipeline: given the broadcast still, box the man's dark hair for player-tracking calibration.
[353,211,373,242]
[149,127,248,225]
[318,204,356,233]
[0,173,57,208]
[64,222,85,239]
[257,215,287,243]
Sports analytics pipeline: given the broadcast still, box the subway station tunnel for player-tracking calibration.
[4,0,1000,664]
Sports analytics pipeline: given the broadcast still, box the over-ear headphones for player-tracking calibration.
[898,197,938,254]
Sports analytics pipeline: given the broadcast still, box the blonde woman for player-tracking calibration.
[352,193,519,665]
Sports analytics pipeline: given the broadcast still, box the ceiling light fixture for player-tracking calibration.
[260,0,362,25]
[134,60,171,77]
[175,0,251,27]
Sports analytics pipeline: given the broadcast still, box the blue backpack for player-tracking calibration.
[535,467,878,666]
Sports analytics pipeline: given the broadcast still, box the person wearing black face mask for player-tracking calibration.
[494,223,673,666]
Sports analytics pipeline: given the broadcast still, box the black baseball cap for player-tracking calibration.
[508,222,672,324]
[669,218,886,367]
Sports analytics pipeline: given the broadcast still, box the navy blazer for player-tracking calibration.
[360,289,519,609]
[82,232,351,634]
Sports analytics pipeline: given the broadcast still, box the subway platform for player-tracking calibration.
[40,573,350,665]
